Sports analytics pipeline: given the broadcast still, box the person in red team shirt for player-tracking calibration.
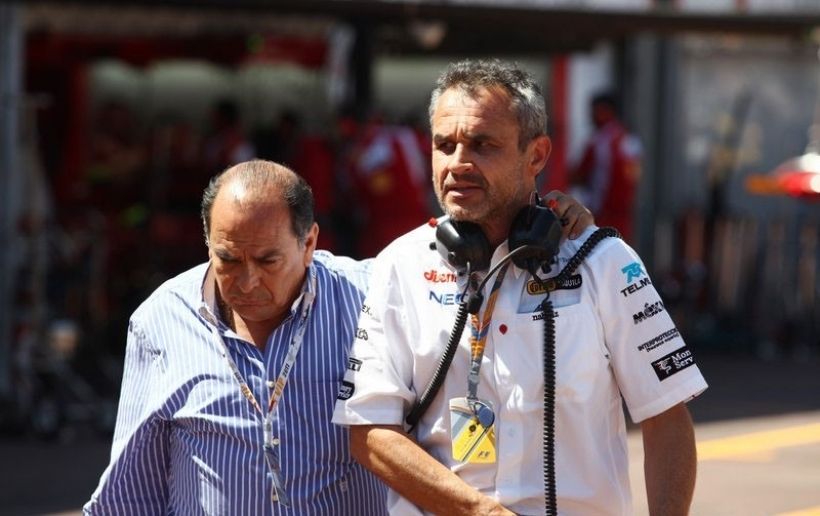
[570,92,642,243]
[344,114,433,258]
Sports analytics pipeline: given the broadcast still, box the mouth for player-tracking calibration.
[444,183,483,199]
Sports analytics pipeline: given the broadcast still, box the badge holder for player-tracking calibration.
[449,397,496,463]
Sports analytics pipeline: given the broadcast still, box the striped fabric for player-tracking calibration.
[84,251,387,515]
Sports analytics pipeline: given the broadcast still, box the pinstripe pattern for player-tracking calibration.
[84,251,387,515]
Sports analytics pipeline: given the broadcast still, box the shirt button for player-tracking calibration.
[272,438,280,445]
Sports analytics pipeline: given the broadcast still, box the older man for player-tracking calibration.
[84,157,597,514]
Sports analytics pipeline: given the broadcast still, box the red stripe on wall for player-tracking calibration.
[543,54,568,194]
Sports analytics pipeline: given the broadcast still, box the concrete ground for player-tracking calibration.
[1,353,818,516]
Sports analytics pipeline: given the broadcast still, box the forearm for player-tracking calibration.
[350,424,513,516]
[641,403,697,516]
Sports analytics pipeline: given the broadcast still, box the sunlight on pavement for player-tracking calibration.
[775,507,820,516]
[697,422,820,461]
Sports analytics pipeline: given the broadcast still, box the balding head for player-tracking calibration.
[201,159,315,246]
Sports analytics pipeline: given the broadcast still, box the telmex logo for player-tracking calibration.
[621,277,652,297]
[423,270,458,283]
[621,262,645,283]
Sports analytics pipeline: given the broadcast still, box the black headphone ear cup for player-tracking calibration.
[508,205,562,271]
[434,218,492,273]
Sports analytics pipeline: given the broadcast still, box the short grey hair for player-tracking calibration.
[201,159,315,245]
[428,59,547,150]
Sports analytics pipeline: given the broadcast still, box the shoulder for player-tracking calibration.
[376,221,438,263]
[557,226,638,273]
[130,263,208,323]
[312,250,372,292]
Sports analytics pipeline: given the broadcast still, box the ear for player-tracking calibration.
[527,135,552,178]
[302,222,320,267]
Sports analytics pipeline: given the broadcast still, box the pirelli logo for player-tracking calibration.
[526,274,582,295]
[651,346,696,381]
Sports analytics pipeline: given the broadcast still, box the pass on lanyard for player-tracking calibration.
[449,262,509,464]
[203,268,317,506]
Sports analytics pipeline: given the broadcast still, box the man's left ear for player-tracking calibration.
[528,135,552,175]
[303,222,319,266]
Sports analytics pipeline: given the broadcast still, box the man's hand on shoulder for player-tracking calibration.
[543,190,594,240]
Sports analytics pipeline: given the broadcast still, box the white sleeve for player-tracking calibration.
[586,239,708,423]
[332,250,418,426]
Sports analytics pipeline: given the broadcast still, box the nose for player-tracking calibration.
[448,144,473,174]
[236,263,260,293]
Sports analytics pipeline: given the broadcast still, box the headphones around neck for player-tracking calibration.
[432,193,563,275]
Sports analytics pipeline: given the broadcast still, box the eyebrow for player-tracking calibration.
[213,248,281,261]
[433,131,494,143]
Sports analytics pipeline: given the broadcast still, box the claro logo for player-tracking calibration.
[423,270,458,283]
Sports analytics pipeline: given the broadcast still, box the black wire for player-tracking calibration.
[539,226,619,516]
[541,297,557,516]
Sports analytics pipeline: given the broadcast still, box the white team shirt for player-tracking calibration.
[333,223,707,516]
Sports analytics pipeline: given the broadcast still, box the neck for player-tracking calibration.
[233,315,283,351]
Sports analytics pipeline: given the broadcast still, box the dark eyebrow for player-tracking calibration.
[213,248,237,260]
[255,250,281,261]
[433,131,494,143]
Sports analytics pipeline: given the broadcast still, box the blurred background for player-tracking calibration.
[0,0,818,514]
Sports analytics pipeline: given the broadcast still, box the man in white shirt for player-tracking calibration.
[333,59,707,516]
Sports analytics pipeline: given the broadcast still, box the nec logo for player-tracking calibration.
[424,270,458,283]
[651,346,696,380]
[428,291,466,306]
[621,262,645,283]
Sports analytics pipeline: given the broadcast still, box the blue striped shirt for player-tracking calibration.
[84,251,387,515]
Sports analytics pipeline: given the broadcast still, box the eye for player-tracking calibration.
[473,139,493,151]
[435,141,455,154]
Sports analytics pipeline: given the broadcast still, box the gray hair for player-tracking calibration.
[428,59,547,150]
[201,159,315,245]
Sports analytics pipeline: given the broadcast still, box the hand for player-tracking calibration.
[543,190,594,240]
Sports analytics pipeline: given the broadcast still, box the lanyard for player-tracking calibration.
[467,263,510,401]
[200,267,317,506]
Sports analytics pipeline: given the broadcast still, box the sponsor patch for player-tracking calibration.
[423,269,458,283]
[526,274,582,295]
[347,357,362,371]
[361,304,373,317]
[620,277,652,297]
[429,291,466,306]
[531,310,559,321]
[632,301,665,325]
[638,328,680,352]
[356,328,369,341]
[621,262,645,283]
[651,346,695,380]
[337,381,355,400]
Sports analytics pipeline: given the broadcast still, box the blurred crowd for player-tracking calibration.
[7,97,437,438]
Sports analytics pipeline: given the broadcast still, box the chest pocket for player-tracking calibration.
[506,302,609,405]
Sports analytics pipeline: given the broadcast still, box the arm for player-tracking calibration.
[640,402,697,516]
[350,425,514,516]
[542,190,594,240]
[84,319,169,515]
